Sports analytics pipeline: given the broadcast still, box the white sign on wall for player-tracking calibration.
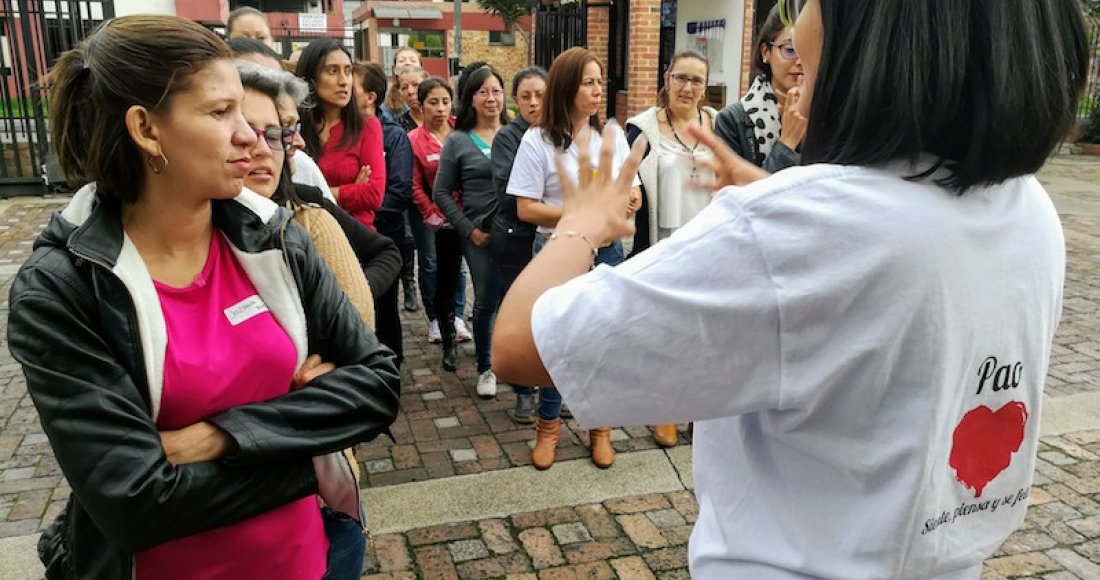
[299,13,327,32]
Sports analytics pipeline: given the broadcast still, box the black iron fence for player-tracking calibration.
[534,2,586,71]
[0,0,112,196]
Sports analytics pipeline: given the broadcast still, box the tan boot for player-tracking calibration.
[589,427,615,469]
[531,418,561,470]
[653,424,678,448]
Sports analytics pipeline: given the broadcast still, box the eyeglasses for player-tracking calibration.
[778,0,803,27]
[768,42,799,61]
[284,121,302,143]
[475,88,504,99]
[250,125,292,152]
[669,73,706,89]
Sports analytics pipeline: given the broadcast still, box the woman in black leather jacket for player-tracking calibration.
[7,16,400,580]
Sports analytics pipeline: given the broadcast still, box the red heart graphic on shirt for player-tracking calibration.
[949,402,1028,498]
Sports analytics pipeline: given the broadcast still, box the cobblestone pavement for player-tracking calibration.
[0,153,1095,578]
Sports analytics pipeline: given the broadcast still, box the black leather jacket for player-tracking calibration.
[7,185,401,579]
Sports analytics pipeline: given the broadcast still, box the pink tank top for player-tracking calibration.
[135,232,328,580]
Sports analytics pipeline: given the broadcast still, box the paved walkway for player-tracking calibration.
[0,153,1096,578]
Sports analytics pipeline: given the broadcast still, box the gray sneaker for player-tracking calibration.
[508,392,538,424]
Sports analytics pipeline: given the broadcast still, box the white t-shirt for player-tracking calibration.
[531,163,1064,579]
[291,151,336,203]
[507,125,640,235]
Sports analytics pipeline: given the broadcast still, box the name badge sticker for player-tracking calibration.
[427,153,441,163]
[224,295,269,326]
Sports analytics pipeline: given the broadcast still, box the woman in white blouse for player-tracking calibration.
[493,0,1088,576]
[624,49,718,449]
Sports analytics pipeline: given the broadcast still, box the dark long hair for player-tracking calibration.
[539,47,602,150]
[751,6,787,82]
[296,38,362,159]
[454,64,509,132]
[800,0,1089,193]
[47,16,230,202]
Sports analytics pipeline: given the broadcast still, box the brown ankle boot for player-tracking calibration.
[531,418,560,470]
[589,427,615,469]
[653,424,678,448]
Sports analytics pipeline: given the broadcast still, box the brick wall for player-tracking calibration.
[446,29,532,106]
[739,0,756,96]
[625,0,661,118]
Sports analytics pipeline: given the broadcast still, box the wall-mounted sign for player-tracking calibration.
[299,13,327,32]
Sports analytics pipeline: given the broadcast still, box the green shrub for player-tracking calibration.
[1083,90,1100,144]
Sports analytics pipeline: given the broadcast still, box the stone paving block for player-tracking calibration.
[609,555,658,580]
[576,504,621,539]
[572,560,616,579]
[518,527,565,569]
[448,538,490,563]
[617,514,668,549]
[605,494,671,515]
[373,533,411,572]
[985,553,1062,576]
[413,544,459,580]
[551,522,592,545]
[1047,548,1100,579]
[646,508,687,529]
[479,518,519,554]
[365,459,396,474]
[455,552,530,579]
[561,537,636,565]
[513,507,579,529]
[449,448,478,463]
[641,547,689,571]
[407,522,480,547]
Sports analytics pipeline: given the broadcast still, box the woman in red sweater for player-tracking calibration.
[297,38,386,231]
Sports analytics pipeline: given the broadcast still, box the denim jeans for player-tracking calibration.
[436,228,501,373]
[320,507,366,580]
[533,234,624,418]
[407,207,466,321]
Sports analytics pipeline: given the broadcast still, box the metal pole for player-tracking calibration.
[452,0,462,76]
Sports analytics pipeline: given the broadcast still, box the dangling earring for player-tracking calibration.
[146,152,169,175]
[763,57,770,64]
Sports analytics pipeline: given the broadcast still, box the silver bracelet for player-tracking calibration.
[548,230,598,258]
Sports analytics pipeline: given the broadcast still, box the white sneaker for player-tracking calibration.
[476,369,497,399]
[455,317,472,342]
[428,319,441,343]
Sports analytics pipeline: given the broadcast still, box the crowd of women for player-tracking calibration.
[8,0,1090,577]
[219,5,813,472]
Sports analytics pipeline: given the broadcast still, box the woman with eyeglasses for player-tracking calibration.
[623,49,718,448]
[430,63,509,397]
[506,47,642,470]
[230,39,402,326]
[297,38,387,232]
[714,5,805,172]
[9,16,401,579]
[494,0,1088,576]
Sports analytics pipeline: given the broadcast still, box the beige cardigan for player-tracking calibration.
[293,205,373,485]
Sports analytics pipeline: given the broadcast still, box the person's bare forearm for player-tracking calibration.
[493,215,604,386]
[517,198,563,229]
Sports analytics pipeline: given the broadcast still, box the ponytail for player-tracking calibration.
[47,48,95,190]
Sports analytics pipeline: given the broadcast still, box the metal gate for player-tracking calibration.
[0,0,112,197]
[534,2,587,71]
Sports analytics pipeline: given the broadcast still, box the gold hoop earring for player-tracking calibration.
[146,152,169,175]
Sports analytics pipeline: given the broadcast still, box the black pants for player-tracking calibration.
[434,228,463,342]
[374,212,407,366]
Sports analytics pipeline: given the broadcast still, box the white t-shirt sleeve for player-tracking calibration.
[506,131,548,201]
[530,196,782,428]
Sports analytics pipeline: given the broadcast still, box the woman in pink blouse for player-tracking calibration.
[296,38,387,231]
